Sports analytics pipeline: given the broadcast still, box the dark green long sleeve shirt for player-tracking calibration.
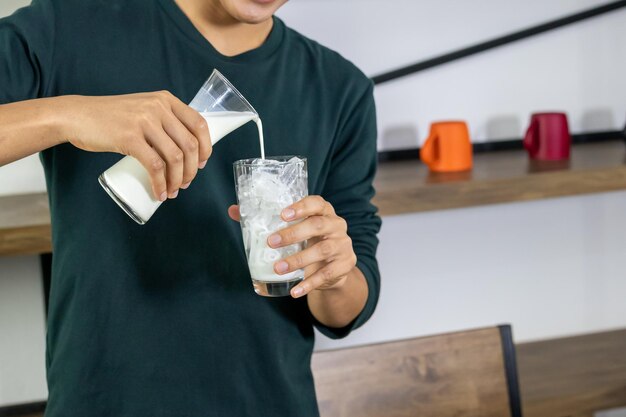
[0,1,381,416]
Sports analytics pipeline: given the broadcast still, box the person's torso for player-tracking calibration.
[19,1,370,415]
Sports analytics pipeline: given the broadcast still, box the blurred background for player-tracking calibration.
[1,0,625,414]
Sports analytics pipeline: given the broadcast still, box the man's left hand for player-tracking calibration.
[228,195,357,298]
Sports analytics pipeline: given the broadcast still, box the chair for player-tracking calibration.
[312,325,522,417]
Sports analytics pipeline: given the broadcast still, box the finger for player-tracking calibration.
[268,215,345,248]
[127,142,168,202]
[228,205,240,222]
[274,239,340,275]
[290,261,350,298]
[145,124,184,198]
[168,96,212,166]
[281,195,335,222]
[162,112,199,189]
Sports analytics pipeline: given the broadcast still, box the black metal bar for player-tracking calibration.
[377,130,624,162]
[0,401,46,417]
[39,253,52,317]
[372,1,626,85]
[498,324,523,417]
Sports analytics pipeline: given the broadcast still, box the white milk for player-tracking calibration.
[237,157,308,285]
[99,156,159,224]
[100,111,264,224]
[201,111,265,160]
[256,118,265,160]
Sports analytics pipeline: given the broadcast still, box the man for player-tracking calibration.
[0,0,381,415]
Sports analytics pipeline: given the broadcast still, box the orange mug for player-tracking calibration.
[420,121,473,172]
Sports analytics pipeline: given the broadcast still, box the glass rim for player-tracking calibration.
[233,155,307,167]
[210,69,258,115]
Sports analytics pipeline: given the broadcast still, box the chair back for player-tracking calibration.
[312,325,522,417]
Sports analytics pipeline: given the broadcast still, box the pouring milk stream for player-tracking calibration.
[100,69,306,296]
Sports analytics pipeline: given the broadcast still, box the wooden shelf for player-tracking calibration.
[374,140,626,215]
[1,140,625,256]
[0,193,51,256]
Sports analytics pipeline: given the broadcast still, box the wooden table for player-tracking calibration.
[1,140,626,256]
[517,329,626,417]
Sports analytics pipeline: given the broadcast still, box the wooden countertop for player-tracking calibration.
[1,140,625,256]
[517,328,626,417]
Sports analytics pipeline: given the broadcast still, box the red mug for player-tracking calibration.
[523,113,571,161]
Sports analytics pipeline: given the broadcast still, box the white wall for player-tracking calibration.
[597,407,626,417]
[0,157,46,197]
[316,190,626,350]
[0,257,47,406]
[0,0,30,13]
[1,0,626,407]
[279,0,626,348]
[278,0,626,150]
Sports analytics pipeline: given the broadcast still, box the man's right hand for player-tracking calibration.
[58,91,212,201]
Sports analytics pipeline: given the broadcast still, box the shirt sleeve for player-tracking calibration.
[314,81,382,339]
[0,0,55,104]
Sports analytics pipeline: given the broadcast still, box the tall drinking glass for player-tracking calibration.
[234,156,308,297]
